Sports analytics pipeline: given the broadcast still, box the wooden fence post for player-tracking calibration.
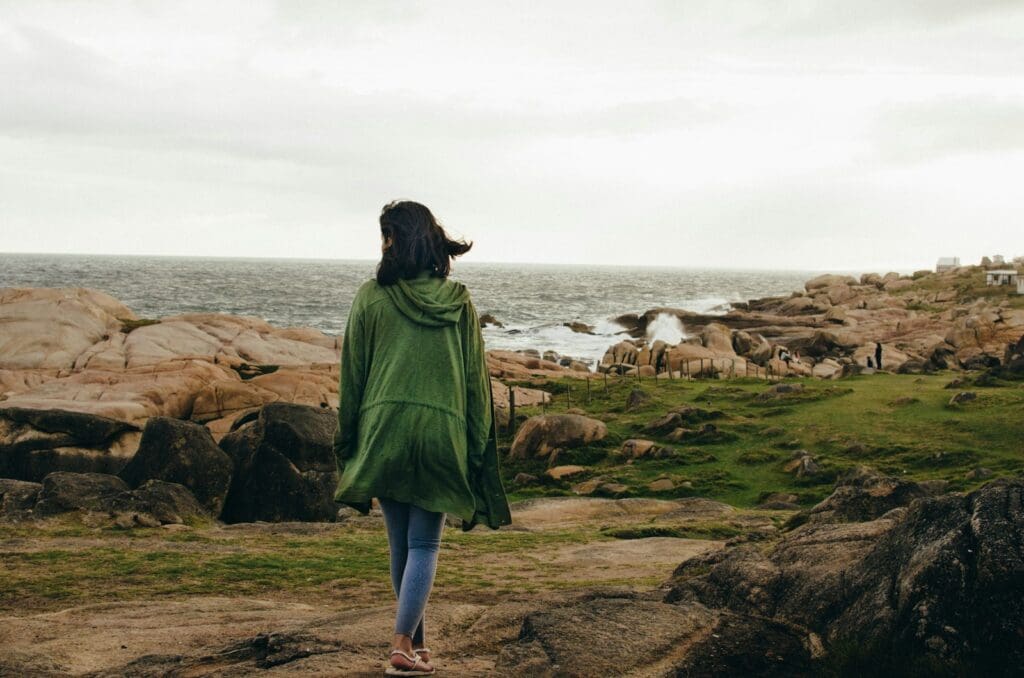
[508,385,516,438]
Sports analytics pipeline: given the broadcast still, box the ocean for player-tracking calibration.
[1,253,827,366]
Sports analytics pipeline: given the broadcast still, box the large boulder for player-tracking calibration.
[811,358,842,379]
[860,272,884,287]
[80,314,339,370]
[0,478,42,518]
[118,417,234,516]
[790,466,933,526]
[667,478,1024,673]
[508,414,608,460]
[601,340,640,368]
[31,471,208,525]
[804,329,859,358]
[749,334,773,366]
[1000,334,1024,377]
[0,359,232,425]
[190,379,280,424]
[219,402,339,523]
[823,305,848,324]
[884,278,913,292]
[105,479,211,526]
[0,287,134,370]
[619,439,673,459]
[33,471,129,515]
[731,330,754,355]
[805,274,858,292]
[945,311,999,349]
[823,283,855,305]
[700,322,736,356]
[0,288,341,372]
[486,350,572,379]
[191,367,340,426]
[664,342,717,372]
[0,408,141,481]
[497,592,812,676]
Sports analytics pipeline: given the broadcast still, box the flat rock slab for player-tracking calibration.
[499,596,720,676]
[0,597,504,677]
[550,537,722,581]
[509,496,725,531]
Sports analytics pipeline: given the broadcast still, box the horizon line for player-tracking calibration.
[0,250,930,275]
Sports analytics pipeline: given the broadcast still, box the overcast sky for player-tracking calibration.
[1,1,1022,271]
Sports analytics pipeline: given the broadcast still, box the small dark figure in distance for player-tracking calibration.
[875,342,883,370]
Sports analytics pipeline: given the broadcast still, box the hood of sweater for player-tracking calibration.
[382,269,470,327]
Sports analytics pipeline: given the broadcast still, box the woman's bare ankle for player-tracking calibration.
[392,633,414,653]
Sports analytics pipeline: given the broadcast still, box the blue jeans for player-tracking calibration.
[379,497,445,644]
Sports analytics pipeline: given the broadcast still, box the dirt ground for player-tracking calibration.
[0,497,736,677]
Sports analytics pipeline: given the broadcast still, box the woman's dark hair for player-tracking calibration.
[376,200,472,285]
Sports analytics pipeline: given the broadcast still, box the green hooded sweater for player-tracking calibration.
[332,269,512,531]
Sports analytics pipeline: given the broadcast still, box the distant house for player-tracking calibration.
[936,257,960,272]
[1018,278,1024,295]
[986,269,1019,286]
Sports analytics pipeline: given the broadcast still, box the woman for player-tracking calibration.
[333,200,512,676]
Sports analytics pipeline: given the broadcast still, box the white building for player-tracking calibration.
[936,256,960,272]
[1018,278,1024,295]
[986,269,1019,286]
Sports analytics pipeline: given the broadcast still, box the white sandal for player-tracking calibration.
[385,648,435,676]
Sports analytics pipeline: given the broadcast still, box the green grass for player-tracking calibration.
[0,517,607,612]
[499,372,1024,507]
[0,528,391,609]
[4,363,1021,616]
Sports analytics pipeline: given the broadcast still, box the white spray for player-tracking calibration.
[646,312,687,345]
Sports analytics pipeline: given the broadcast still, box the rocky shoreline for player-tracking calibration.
[2,265,1023,518]
[2,267,1023,675]
[595,266,1024,379]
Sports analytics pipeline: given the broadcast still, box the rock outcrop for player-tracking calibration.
[493,474,1022,674]
[486,349,574,380]
[0,287,135,370]
[0,478,42,518]
[219,403,339,523]
[26,471,209,525]
[665,476,1024,674]
[0,408,141,481]
[118,417,234,516]
[787,465,935,526]
[599,265,1024,379]
[508,414,608,460]
[0,288,342,434]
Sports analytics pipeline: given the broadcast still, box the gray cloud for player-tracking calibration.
[763,0,1024,35]
[1,1,1022,270]
[873,98,1024,163]
[0,23,729,173]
